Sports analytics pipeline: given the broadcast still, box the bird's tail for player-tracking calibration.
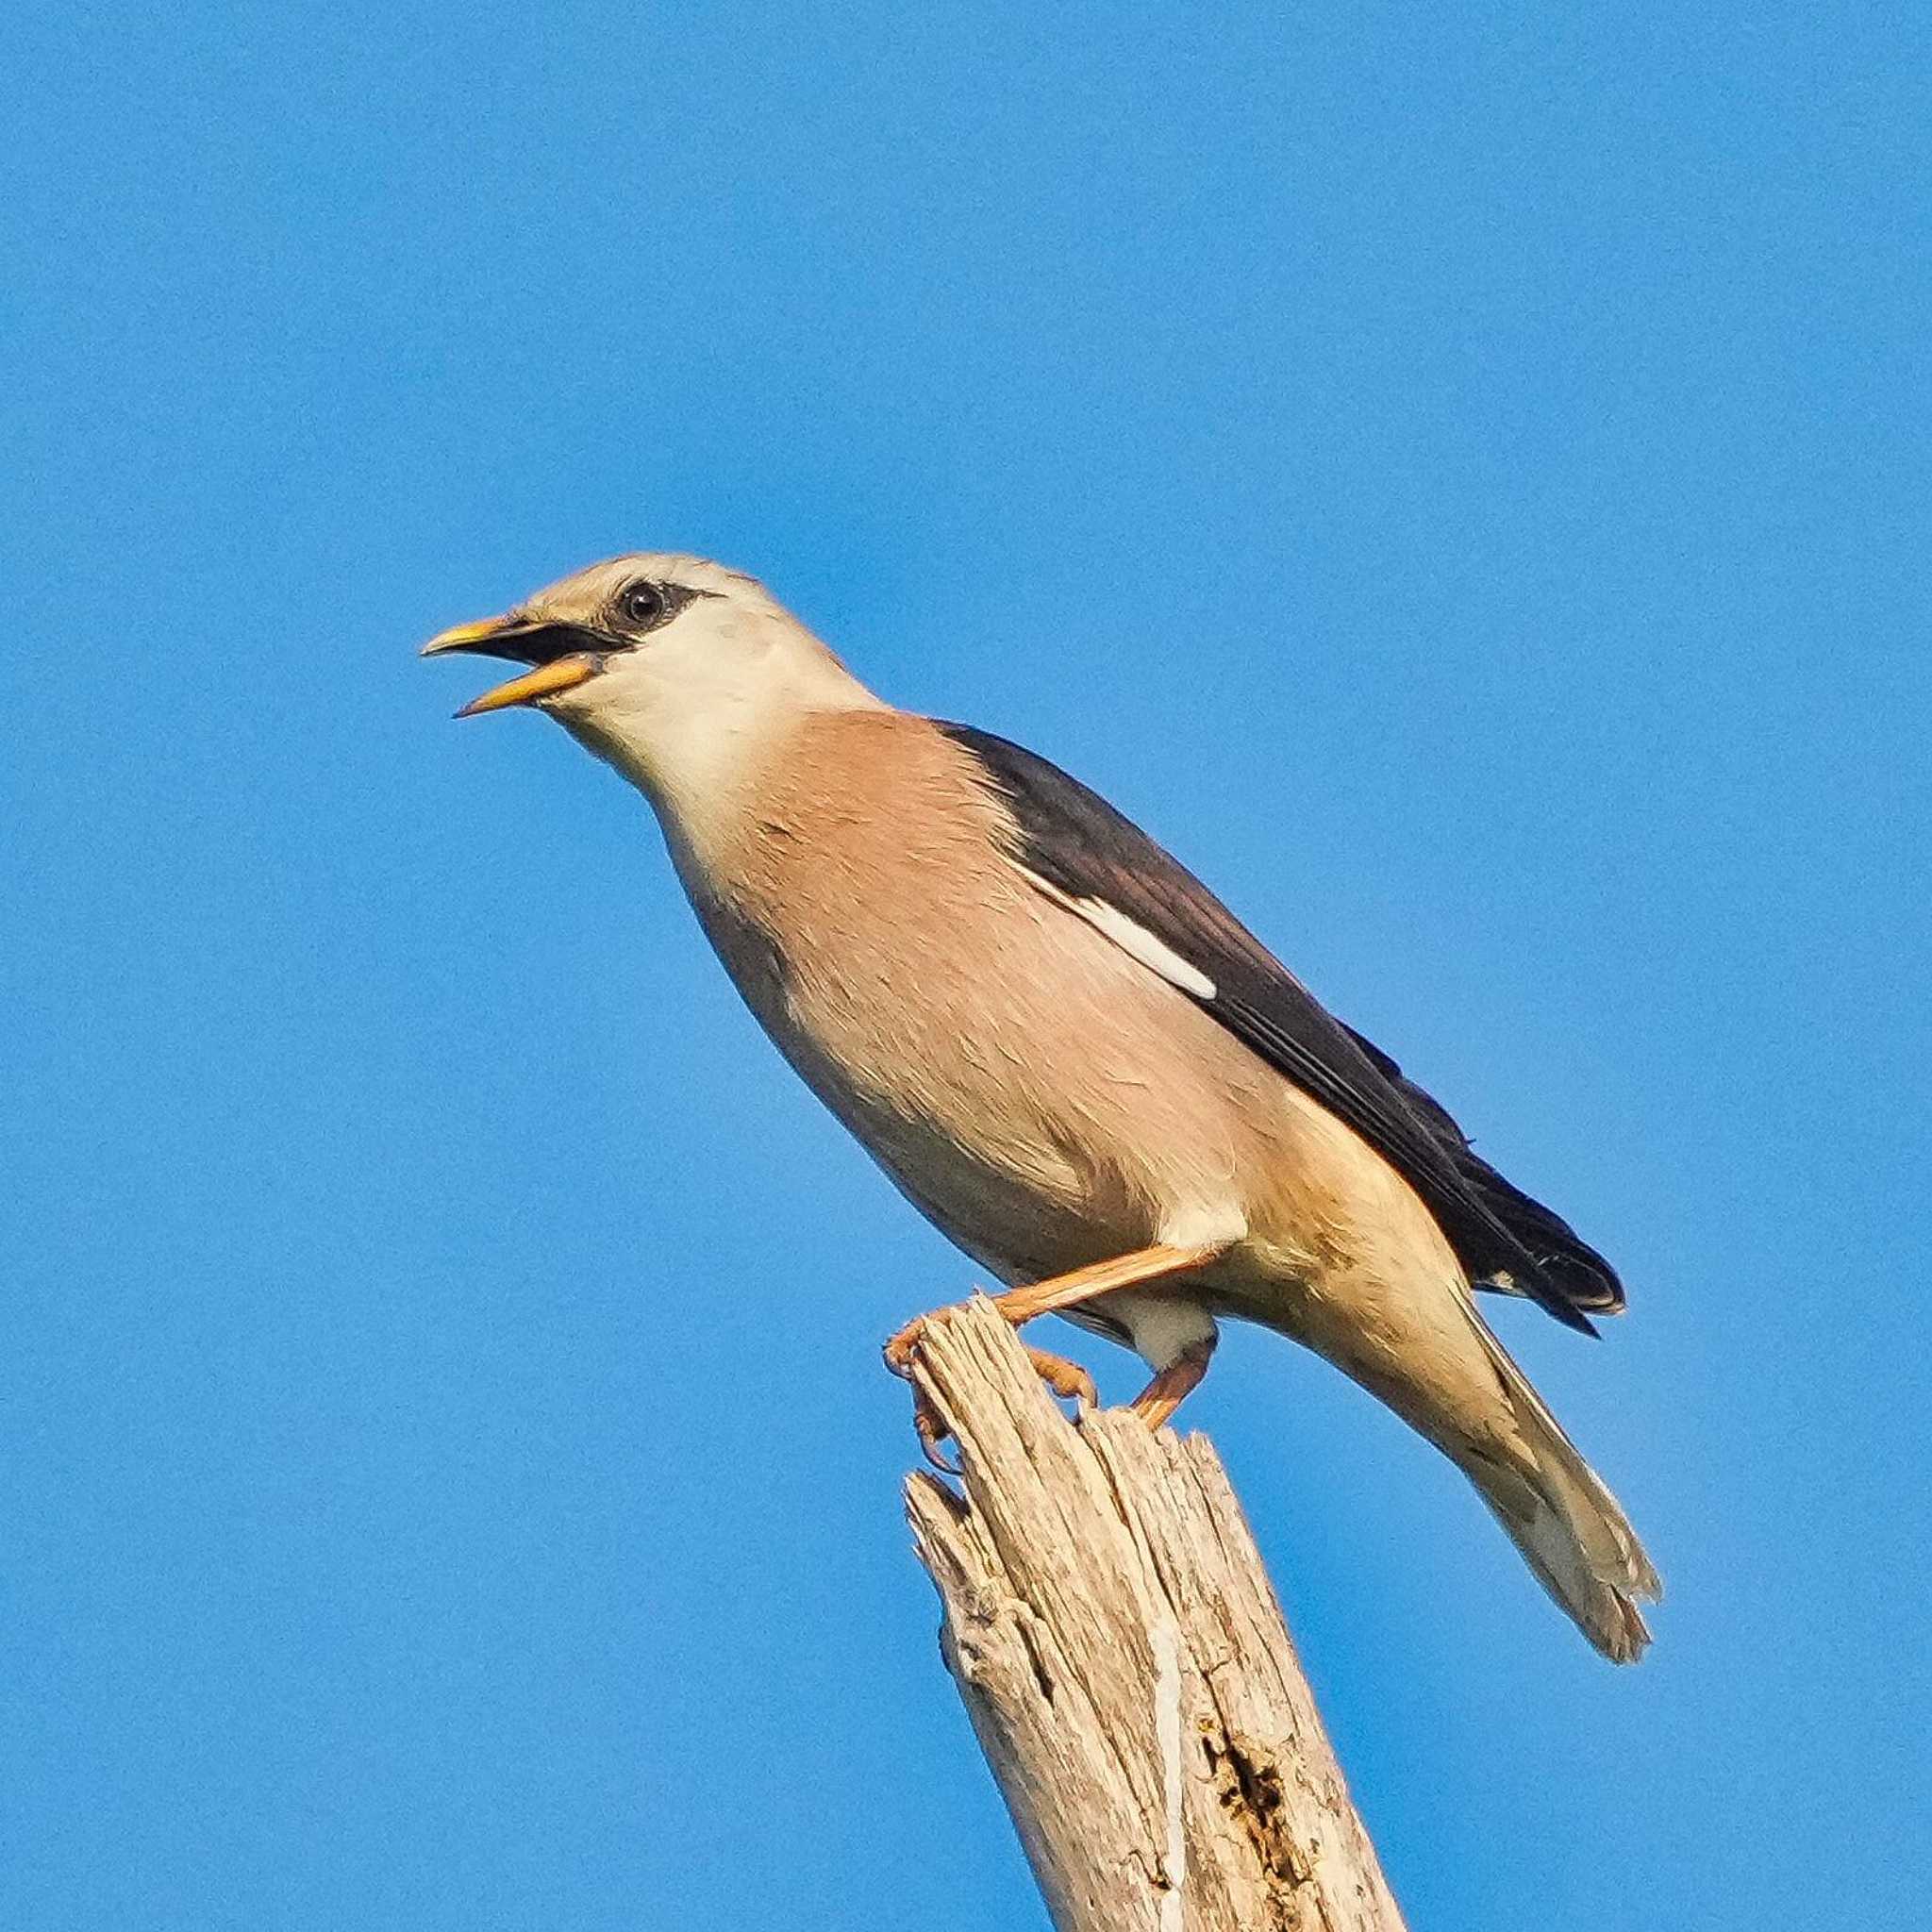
[1458,1324,1662,1663]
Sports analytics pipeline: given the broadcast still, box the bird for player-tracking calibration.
[424,552,1661,1661]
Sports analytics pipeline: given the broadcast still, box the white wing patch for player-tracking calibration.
[1013,863,1219,1002]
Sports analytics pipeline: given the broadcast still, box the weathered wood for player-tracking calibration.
[904,1297,1406,1932]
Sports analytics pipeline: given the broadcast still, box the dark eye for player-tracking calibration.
[619,581,666,628]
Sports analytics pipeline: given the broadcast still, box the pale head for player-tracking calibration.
[423,552,884,808]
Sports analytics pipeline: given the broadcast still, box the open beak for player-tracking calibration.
[421,615,603,718]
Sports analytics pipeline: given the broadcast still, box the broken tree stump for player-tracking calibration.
[903,1296,1406,1932]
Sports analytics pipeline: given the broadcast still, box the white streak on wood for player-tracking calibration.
[1152,1615,1185,1932]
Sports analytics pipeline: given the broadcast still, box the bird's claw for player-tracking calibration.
[887,1309,962,1470]
[886,1302,1096,1471]
[882,1308,940,1380]
[1024,1343,1098,1409]
[912,1391,962,1474]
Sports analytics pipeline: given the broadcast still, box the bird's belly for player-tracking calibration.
[724,948,1235,1285]
[782,1032,1151,1285]
[691,859,1278,1285]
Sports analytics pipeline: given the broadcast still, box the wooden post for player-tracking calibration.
[904,1297,1407,1932]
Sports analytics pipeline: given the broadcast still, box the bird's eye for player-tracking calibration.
[619,581,666,628]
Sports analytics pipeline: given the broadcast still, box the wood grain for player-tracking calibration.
[904,1297,1406,1932]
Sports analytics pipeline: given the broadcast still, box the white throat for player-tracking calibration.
[549,622,889,858]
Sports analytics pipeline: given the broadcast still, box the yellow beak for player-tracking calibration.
[420,617,518,657]
[450,655,601,718]
[421,616,603,718]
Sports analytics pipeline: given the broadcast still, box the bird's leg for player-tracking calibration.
[883,1241,1224,1372]
[991,1241,1227,1324]
[1126,1334,1218,1431]
[885,1241,1226,1464]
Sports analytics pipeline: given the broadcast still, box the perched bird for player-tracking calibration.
[425,553,1661,1661]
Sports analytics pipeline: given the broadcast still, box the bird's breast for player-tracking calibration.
[664,710,1266,1281]
[687,840,1110,1275]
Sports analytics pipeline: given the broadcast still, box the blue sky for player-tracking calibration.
[4,5,1927,1925]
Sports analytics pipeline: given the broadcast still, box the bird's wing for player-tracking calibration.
[937,722,1623,1331]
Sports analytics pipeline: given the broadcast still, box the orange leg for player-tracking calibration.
[885,1241,1227,1466]
[1126,1336,1218,1431]
[884,1241,1225,1374]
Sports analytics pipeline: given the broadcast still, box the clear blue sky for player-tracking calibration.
[5,6,1926,1926]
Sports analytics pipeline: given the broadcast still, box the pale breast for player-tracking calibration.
[671,710,1291,1283]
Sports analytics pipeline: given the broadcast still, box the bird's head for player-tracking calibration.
[423,553,880,802]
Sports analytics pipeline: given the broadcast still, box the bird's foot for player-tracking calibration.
[884,1307,965,1471]
[911,1392,960,1474]
[1022,1342,1099,1408]
[881,1309,937,1381]
[886,1305,1097,1470]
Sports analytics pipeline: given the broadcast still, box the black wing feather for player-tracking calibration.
[939,722,1622,1331]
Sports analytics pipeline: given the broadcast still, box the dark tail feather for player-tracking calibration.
[1459,1152,1625,1316]
[1340,1024,1626,1321]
